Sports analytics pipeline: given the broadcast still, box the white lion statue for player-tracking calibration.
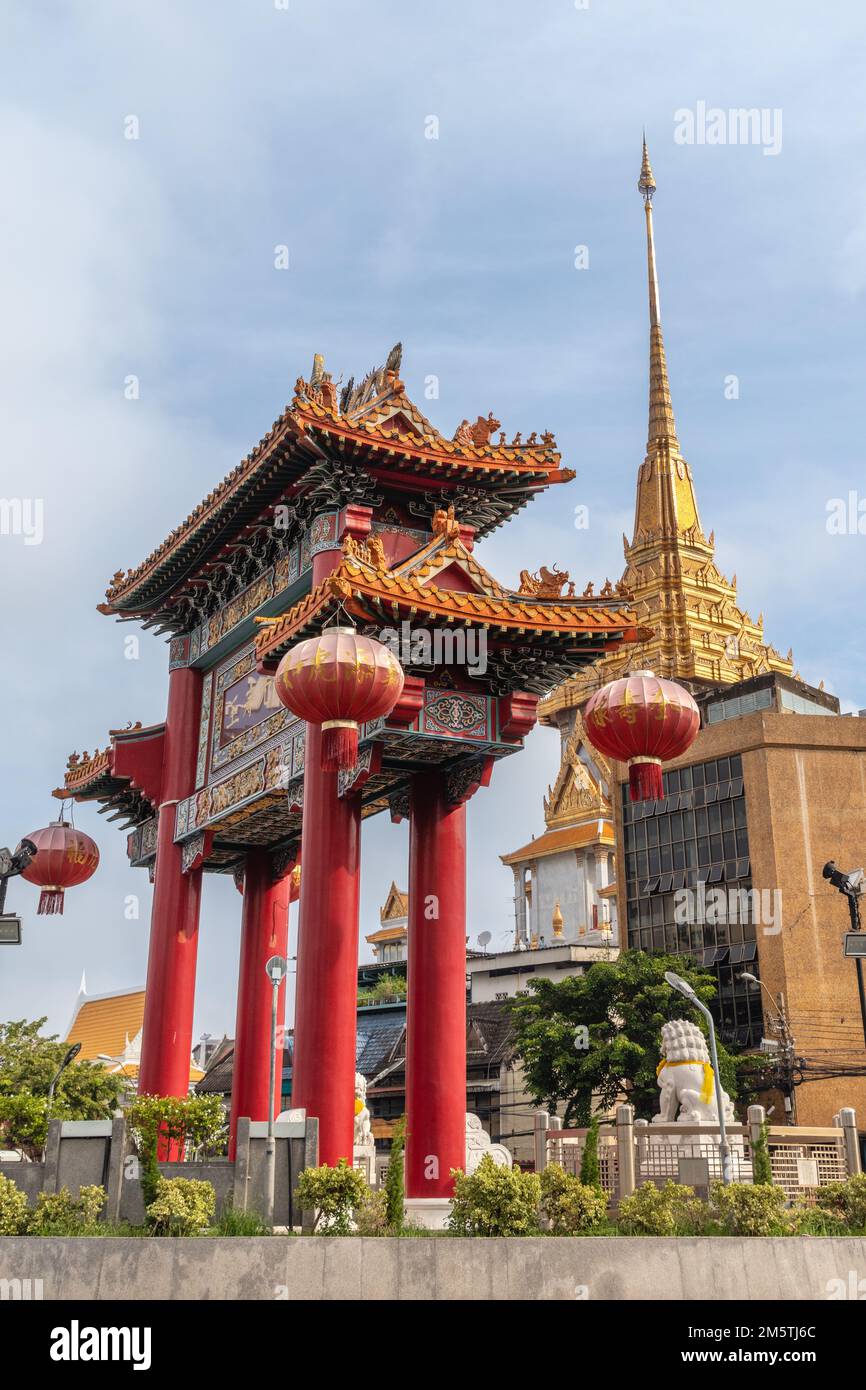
[653,1019,735,1127]
[353,1071,374,1149]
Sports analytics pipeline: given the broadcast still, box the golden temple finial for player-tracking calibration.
[552,901,564,938]
[638,133,656,202]
[640,137,678,453]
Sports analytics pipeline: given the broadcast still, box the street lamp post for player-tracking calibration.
[47,1041,82,1118]
[264,954,288,1229]
[822,862,866,1049]
[664,971,732,1185]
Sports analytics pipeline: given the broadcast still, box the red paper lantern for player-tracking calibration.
[274,627,405,771]
[583,670,700,802]
[20,821,100,914]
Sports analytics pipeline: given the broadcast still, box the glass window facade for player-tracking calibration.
[705,687,773,724]
[779,688,835,717]
[622,754,764,1046]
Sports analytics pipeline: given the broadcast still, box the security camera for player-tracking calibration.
[822,861,864,896]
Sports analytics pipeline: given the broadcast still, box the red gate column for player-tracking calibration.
[229,851,291,1157]
[406,770,467,1199]
[138,664,203,1098]
[290,722,361,1165]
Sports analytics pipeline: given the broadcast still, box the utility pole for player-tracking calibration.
[740,972,797,1122]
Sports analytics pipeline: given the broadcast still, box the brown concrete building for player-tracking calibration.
[613,671,866,1129]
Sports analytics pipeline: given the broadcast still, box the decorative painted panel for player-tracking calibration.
[127,816,158,866]
[168,635,191,670]
[420,689,492,741]
[175,730,301,840]
[209,642,300,777]
[195,670,213,789]
[188,542,304,663]
[308,511,339,556]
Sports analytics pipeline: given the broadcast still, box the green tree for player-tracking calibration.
[751,1119,773,1185]
[384,1114,406,1230]
[509,951,739,1125]
[126,1093,227,1210]
[579,1113,602,1189]
[0,1018,128,1159]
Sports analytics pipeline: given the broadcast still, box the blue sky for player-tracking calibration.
[1,0,864,1041]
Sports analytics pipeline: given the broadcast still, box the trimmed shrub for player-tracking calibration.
[294,1159,368,1235]
[540,1164,608,1234]
[617,1181,707,1237]
[145,1177,215,1236]
[448,1155,541,1237]
[0,1173,30,1235]
[28,1185,106,1235]
[353,1188,390,1235]
[815,1174,866,1234]
[710,1181,788,1236]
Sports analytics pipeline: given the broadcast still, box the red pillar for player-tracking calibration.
[405,771,467,1198]
[229,851,291,1157]
[138,665,203,1098]
[290,722,361,1165]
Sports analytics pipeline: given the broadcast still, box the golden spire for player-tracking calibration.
[535,141,794,719]
[630,138,701,548]
[551,901,564,938]
[639,138,678,452]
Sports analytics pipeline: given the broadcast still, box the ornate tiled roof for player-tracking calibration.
[255,545,646,671]
[98,346,574,621]
[53,722,165,828]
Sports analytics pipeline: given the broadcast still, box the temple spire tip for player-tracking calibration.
[638,134,656,203]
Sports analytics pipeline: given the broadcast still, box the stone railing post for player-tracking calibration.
[232,1116,252,1213]
[840,1108,862,1176]
[634,1118,649,1184]
[548,1115,562,1171]
[747,1104,766,1147]
[533,1111,550,1174]
[616,1104,635,1199]
[104,1116,127,1223]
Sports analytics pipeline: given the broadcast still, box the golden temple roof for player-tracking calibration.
[539,142,794,724]
[500,819,615,866]
[380,881,409,921]
[66,987,146,1063]
[65,984,204,1083]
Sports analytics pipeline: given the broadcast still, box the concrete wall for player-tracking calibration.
[2,1235,865,1301]
[0,1115,318,1229]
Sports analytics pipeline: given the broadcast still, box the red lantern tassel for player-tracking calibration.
[321,721,358,772]
[37,888,65,915]
[629,758,664,803]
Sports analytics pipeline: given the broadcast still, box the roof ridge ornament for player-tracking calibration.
[340,342,403,416]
